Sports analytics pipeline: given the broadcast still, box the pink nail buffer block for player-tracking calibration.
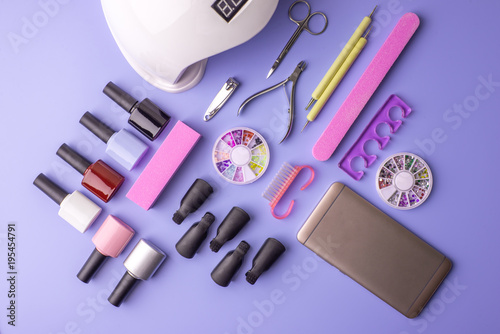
[312,13,420,161]
[127,121,201,210]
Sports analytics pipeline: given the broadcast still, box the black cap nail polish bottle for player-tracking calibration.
[103,81,171,141]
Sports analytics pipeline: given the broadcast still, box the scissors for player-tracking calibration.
[238,61,306,144]
[267,1,327,79]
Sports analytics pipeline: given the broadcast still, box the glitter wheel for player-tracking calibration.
[212,127,270,185]
[376,153,433,210]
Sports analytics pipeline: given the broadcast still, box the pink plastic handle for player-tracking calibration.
[298,166,315,190]
[271,200,295,220]
[270,165,315,219]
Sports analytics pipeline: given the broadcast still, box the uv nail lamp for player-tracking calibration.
[101,0,279,93]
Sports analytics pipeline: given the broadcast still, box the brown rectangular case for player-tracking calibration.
[297,183,451,318]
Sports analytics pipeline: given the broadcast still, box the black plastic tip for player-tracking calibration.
[103,81,137,113]
[209,240,223,253]
[201,212,216,225]
[56,144,91,175]
[210,207,250,252]
[108,271,139,307]
[245,238,286,285]
[80,112,115,143]
[33,173,68,205]
[211,241,250,287]
[172,212,184,225]
[77,248,108,283]
[172,179,214,224]
[175,212,215,259]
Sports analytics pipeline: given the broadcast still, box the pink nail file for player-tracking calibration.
[312,13,420,161]
[127,121,201,210]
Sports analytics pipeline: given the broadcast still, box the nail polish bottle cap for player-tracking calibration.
[33,173,68,205]
[80,112,116,143]
[92,215,135,258]
[57,144,92,175]
[103,81,138,113]
[77,248,108,283]
[124,239,166,281]
[108,271,139,307]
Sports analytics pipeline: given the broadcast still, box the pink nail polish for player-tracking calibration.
[77,215,135,283]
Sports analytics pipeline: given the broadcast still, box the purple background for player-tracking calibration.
[1,0,499,333]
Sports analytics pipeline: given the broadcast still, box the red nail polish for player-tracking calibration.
[57,144,125,202]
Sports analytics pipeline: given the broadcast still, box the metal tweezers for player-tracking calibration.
[237,61,306,144]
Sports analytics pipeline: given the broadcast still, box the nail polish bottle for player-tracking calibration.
[33,173,102,233]
[56,144,124,203]
[108,239,166,307]
[246,238,286,285]
[77,215,135,283]
[103,81,171,141]
[172,179,214,224]
[80,112,149,171]
[211,241,250,287]
[176,212,215,258]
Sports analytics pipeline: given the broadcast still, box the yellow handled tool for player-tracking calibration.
[303,6,376,126]
[302,28,372,132]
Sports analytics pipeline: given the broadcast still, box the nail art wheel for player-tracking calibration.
[212,127,270,185]
[376,152,433,210]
